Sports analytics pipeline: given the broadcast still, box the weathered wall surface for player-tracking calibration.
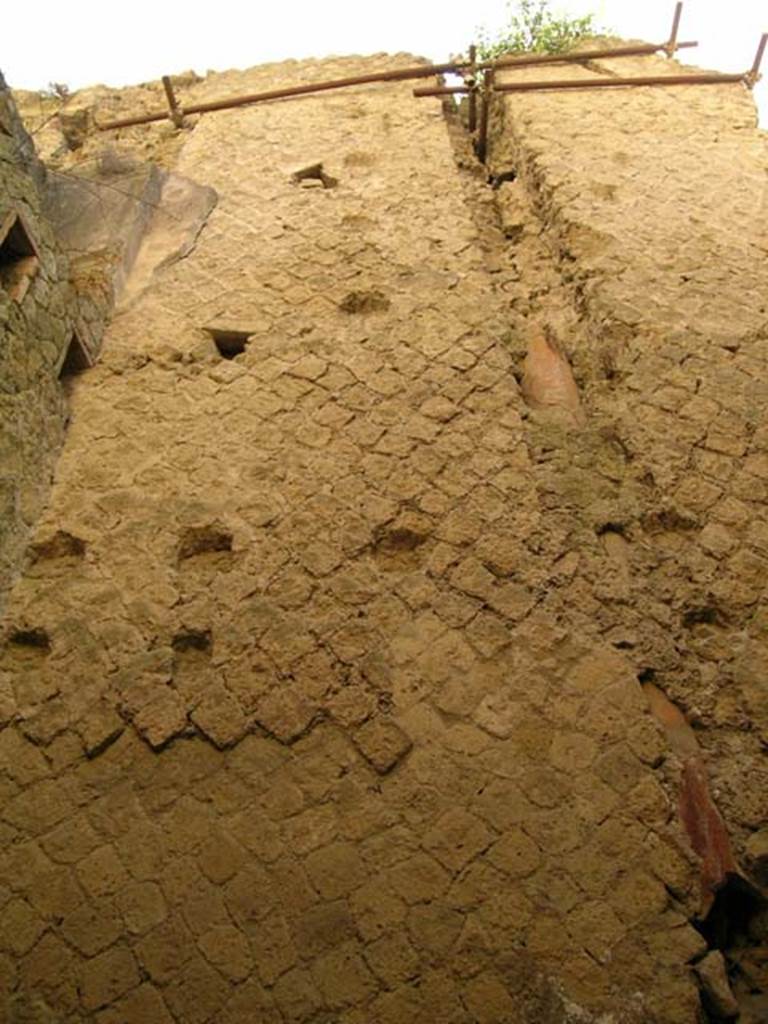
[485,50,768,1020]
[0,76,78,609]
[0,75,214,618]
[488,49,768,866]
[0,49,766,1024]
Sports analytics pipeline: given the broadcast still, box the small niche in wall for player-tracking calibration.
[7,626,51,653]
[0,210,41,303]
[205,327,252,360]
[290,161,337,189]
[59,329,93,379]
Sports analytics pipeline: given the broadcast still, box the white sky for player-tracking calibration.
[2,1,766,124]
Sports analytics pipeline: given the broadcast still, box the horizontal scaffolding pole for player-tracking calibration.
[97,62,469,130]
[96,38,698,131]
[491,71,747,93]
[414,86,471,97]
[488,39,696,71]
[414,70,744,98]
[416,30,765,99]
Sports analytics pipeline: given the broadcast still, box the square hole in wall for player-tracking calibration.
[205,328,253,359]
[0,210,41,303]
[59,329,93,379]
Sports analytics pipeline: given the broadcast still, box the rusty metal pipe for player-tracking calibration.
[162,75,184,128]
[747,32,767,87]
[492,71,746,94]
[486,39,697,72]
[666,2,684,57]
[97,62,462,130]
[467,44,477,133]
[97,39,699,131]
[414,40,699,99]
[476,70,494,165]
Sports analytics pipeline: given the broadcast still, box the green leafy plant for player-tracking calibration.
[476,0,602,60]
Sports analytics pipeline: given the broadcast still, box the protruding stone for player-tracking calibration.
[78,945,141,1012]
[745,827,768,886]
[678,758,738,912]
[58,107,91,150]
[420,396,460,423]
[487,828,541,879]
[473,688,519,740]
[191,688,249,749]
[133,690,188,749]
[423,808,493,872]
[290,161,337,188]
[339,289,390,314]
[520,329,585,428]
[77,701,125,758]
[643,683,699,758]
[254,688,317,744]
[198,924,253,982]
[694,950,739,1019]
[289,354,328,381]
[353,717,412,774]
[0,673,15,728]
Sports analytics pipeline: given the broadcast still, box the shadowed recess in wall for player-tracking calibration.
[172,629,214,695]
[290,161,338,189]
[58,330,93,378]
[0,210,40,303]
[30,529,86,561]
[6,626,50,652]
[172,628,213,654]
[371,522,430,570]
[204,327,252,359]
[339,289,391,314]
[178,524,234,562]
[694,877,768,1022]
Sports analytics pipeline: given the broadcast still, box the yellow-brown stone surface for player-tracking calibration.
[1,47,767,1023]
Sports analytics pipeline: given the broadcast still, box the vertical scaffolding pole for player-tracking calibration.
[477,68,494,164]
[747,33,767,87]
[162,76,185,128]
[666,2,684,57]
[467,44,478,133]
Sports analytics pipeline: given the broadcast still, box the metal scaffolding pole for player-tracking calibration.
[96,39,698,131]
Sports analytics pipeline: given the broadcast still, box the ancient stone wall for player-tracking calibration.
[0,77,79,609]
[0,49,766,1024]
[484,50,768,1020]
[0,73,212,618]
[488,45,768,878]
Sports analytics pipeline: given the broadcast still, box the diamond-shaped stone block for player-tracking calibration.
[353,717,412,774]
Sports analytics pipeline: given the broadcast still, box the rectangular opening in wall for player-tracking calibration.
[59,329,93,379]
[0,211,41,303]
[205,327,253,360]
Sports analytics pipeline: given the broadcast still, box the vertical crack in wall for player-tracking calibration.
[439,50,768,1022]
